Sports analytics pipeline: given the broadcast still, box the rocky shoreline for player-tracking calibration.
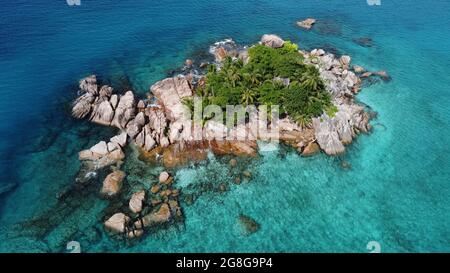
[70,34,387,239]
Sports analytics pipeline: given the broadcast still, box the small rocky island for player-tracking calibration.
[71,34,387,239]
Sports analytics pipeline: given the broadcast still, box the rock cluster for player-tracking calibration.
[209,39,250,65]
[301,49,373,155]
[104,171,182,239]
[72,75,136,128]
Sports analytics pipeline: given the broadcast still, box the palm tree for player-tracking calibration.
[300,67,322,91]
[294,114,311,129]
[241,88,257,105]
[226,67,241,87]
[208,64,217,74]
[222,57,233,71]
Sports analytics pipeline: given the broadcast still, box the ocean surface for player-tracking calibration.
[0,0,449,252]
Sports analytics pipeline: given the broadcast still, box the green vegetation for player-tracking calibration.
[195,41,333,125]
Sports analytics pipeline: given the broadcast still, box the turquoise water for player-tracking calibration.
[0,0,449,252]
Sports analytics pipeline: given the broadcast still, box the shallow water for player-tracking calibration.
[0,0,449,252]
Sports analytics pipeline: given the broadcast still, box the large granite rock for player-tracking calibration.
[150,77,192,122]
[90,141,109,156]
[313,103,370,155]
[129,191,145,214]
[90,100,115,126]
[104,213,129,234]
[110,132,128,148]
[313,117,345,156]
[79,75,98,95]
[72,93,95,119]
[101,170,126,197]
[260,34,285,48]
[111,91,136,129]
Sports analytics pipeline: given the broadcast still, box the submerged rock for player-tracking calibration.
[353,65,366,74]
[229,158,237,167]
[296,18,316,29]
[238,215,260,235]
[353,37,373,47]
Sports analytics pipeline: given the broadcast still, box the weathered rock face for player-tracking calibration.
[301,49,373,155]
[340,55,351,68]
[260,34,285,48]
[209,140,258,157]
[104,213,129,234]
[79,75,98,95]
[111,91,136,129]
[209,39,242,63]
[101,170,126,197]
[150,77,192,122]
[313,118,345,156]
[72,93,95,119]
[90,141,109,156]
[110,132,128,148]
[297,18,316,29]
[129,191,145,214]
[90,100,115,126]
[72,75,136,128]
[313,104,370,155]
[215,47,228,61]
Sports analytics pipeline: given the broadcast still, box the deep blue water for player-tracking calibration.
[0,0,449,252]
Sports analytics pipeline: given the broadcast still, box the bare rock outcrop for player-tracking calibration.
[104,213,129,234]
[150,77,193,122]
[101,170,126,197]
[260,34,285,48]
[72,75,136,128]
[129,190,145,214]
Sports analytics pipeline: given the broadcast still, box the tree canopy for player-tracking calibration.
[194,41,333,126]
